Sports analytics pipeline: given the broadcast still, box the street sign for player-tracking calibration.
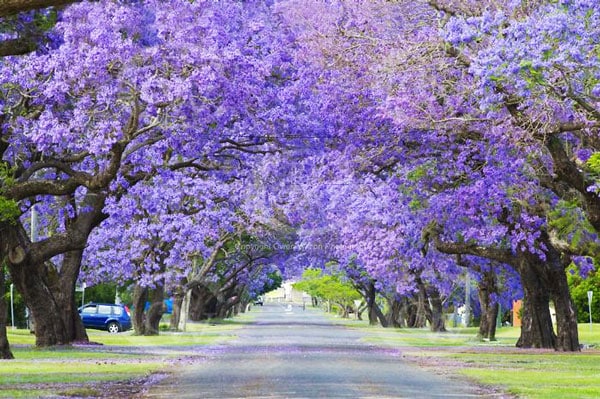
[588,291,594,332]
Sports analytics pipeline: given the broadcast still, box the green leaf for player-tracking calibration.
[0,196,20,224]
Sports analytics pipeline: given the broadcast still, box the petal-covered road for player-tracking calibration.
[144,303,489,399]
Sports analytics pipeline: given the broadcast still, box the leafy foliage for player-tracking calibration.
[293,268,361,308]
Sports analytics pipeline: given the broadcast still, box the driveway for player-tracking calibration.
[143,303,491,398]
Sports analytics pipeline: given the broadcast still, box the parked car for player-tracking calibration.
[79,302,132,333]
[254,297,264,306]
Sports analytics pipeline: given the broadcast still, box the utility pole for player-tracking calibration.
[588,291,594,333]
[10,284,14,329]
[31,204,38,242]
[464,272,471,327]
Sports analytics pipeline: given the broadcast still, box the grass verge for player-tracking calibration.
[1,313,253,398]
[357,322,600,399]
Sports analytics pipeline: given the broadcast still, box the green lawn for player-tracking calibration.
[457,352,600,399]
[358,323,600,399]
[0,317,250,398]
[3,313,599,399]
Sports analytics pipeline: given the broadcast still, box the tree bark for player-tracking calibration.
[542,239,580,351]
[2,222,67,346]
[360,280,388,327]
[430,230,579,350]
[427,287,446,332]
[188,285,215,321]
[54,250,88,343]
[385,296,405,328]
[515,257,556,349]
[169,291,184,331]
[178,289,192,331]
[132,284,148,335]
[414,277,446,332]
[477,269,499,341]
[550,270,580,351]
[144,285,165,336]
[0,0,80,17]
[0,265,14,359]
[8,260,70,346]
[408,293,428,328]
[1,191,105,347]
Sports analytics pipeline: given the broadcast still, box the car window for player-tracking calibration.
[112,306,122,316]
[98,305,112,315]
[81,305,97,314]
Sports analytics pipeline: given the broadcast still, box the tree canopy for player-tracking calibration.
[2,0,600,356]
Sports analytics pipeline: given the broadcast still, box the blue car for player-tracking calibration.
[79,302,132,333]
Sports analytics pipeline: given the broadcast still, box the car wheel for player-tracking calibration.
[107,322,120,333]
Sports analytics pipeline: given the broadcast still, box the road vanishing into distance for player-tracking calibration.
[144,303,490,399]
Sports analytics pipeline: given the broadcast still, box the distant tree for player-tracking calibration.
[567,264,600,324]
[293,268,361,318]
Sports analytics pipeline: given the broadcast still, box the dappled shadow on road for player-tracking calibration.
[215,343,401,355]
[251,321,340,328]
[143,305,508,398]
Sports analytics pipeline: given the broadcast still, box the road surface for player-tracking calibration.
[144,303,489,398]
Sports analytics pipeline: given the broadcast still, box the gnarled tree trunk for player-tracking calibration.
[144,285,166,336]
[132,284,148,335]
[385,295,406,328]
[177,289,192,331]
[54,250,88,343]
[169,290,184,331]
[8,261,71,346]
[3,223,69,347]
[477,269,499,341]
[543,241,579,351]
[0,265,14,359]
[516,257,556,349]
[1,193,104,347]
[429,227,578,350]
[427,287,446,332]
[415,277,446,332]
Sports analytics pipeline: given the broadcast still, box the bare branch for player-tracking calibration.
[0,0,80,17]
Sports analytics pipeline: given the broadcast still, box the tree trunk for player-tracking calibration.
[477,269,498,341]
[132,284,148,335]
[169,291,184,331]
[144,285,165,336]
[54,250,88,343]
[0,265,14,359]
[357,303,366,320]
[365,282,378,326]
[1,194,104,347]
[408,293,427,328]
[514,238,579,351]
[178,289,192,331]
[544,242,579,351]
[550,275,579,351]
[364,281,388,327]
[430,228,578,350]
[516,258,556,349]
[427,287,446,332]
[414,277,443,331]
[386,296,405,328]
[2,223,69,347]
[8,260,70,346]
[189,285,214,321]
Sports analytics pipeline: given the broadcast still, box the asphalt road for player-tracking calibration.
[143,303,487,399]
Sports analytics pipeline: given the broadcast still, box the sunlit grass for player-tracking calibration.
[0,313,252,398]
[357,322,600,399]
[455,352,600,399]
[360,325,520,347]
[0,361,165,385]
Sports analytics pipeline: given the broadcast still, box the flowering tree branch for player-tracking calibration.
[0,0,79,17]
